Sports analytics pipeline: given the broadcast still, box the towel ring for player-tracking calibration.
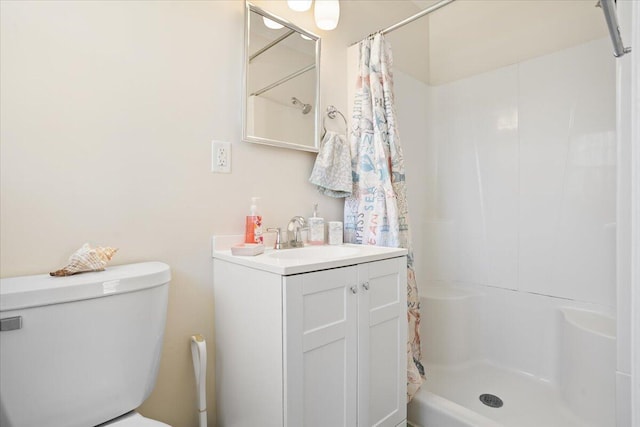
[323,105,348,136]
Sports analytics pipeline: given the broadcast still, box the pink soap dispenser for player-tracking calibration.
[244,197,263,244]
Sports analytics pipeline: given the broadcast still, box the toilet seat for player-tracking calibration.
[102,412,171,427]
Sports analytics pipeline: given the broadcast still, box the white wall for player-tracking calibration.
[414,38,616,307]
[0,2,345,426]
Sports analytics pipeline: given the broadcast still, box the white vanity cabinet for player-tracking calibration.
[212,244,407,427]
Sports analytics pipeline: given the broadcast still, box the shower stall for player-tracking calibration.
[348,0,635,425]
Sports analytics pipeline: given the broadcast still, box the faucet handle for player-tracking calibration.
[287,216,307,248]
[287,216,307,230]
[266,227,285,250]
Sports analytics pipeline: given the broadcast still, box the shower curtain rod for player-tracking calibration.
[250,63,315,97]
[349,0,456,47]
[598,0,631,57]
[250,29,296,63]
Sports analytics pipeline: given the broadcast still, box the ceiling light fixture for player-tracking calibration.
[263,16,284,30]
[314,0,340,31]
[287,0,312,12]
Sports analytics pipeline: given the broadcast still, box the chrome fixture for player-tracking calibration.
[287,216,308,247]
[597,0,631,57]
[249,29,296,63]
[291,97,312,114]
[349,0,455,46]
[0,316,22,331]
[267,227,286,249]
[250,65,315,97]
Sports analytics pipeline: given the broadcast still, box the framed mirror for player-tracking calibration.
[243,2,321,152]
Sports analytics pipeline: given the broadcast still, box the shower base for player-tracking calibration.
[408,361,587,427]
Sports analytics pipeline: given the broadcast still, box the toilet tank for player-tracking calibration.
[0,262,170,427]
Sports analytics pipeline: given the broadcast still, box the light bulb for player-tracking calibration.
[263,16,284,30]
[288,0,312,12]
[314,0,340,31]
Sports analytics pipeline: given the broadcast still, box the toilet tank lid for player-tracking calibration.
[0,262,171,312]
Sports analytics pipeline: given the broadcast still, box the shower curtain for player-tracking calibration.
[344,33,425,400]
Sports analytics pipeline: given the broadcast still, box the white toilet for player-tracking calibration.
[0,262,172,427]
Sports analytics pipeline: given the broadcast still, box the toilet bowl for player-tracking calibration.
[0,262,172,427]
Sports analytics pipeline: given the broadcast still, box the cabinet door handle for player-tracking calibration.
[350,285,358,294]
[362,282,370,291]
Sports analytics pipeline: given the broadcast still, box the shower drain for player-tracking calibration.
[479,393,503,408]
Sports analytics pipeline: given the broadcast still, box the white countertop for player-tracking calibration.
[212,236,407,275]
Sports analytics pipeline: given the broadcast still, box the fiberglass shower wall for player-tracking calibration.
[398,37,616,307]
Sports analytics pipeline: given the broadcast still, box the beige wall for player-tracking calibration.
[0,1,348,426]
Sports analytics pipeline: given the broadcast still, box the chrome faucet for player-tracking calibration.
[287,216,307,248]
[266,227,286,250]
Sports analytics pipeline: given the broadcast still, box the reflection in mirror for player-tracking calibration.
[243,3,320,152]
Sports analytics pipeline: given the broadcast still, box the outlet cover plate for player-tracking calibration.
[212,140,231,173]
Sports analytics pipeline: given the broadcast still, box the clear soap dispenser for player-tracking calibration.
[307,203,325,245]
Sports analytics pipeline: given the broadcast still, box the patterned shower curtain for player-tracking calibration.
[344,33,425,401]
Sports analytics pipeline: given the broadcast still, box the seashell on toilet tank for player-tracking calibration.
[50,243,118,277]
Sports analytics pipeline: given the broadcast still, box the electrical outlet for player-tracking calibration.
[211,140,231,173]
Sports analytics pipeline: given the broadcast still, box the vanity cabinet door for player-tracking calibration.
[284,257,407,427]
[357,258,407,427]
[283,266,358,427]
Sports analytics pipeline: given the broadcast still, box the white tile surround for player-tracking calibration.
[416,38,616,307]
[392,16,636,426]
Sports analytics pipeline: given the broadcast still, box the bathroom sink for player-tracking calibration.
[212,238,408,275]
[267,245,361,260]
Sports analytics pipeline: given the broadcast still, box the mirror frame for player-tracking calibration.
[242,2,321,153]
